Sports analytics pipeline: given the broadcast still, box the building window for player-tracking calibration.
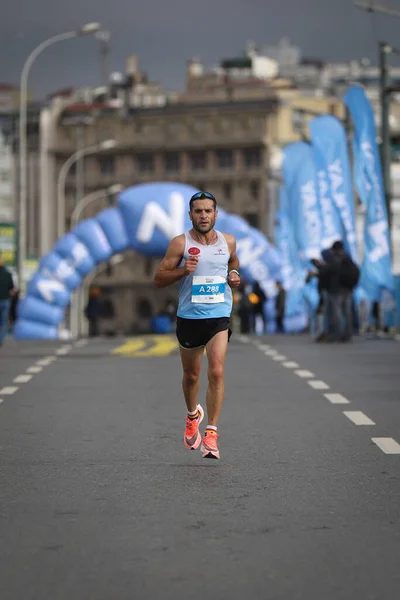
[222,182,232,200]
[137,153,154,173]
[216,149,233,169]
[243,147,261,168]
[98,156,115,175]
[250,181,259,199]
[164,152,181,172]
[192,118,206,135]
[189,151,207,170]
[167,121,181,136]
[244,213,259,228]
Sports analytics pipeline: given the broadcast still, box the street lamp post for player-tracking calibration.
[268,146,284,241]
[56,139,117,239]
[18,22,102,289]
[70,183,123,229]
[68,183,123,339]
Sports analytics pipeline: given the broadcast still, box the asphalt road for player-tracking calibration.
[0,332,399,600]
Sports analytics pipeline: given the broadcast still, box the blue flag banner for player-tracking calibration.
[283,142,322,263]
[310,116,350,252]
[344,84,394,300]
[275,187,308,331]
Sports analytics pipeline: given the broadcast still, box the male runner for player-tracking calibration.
[154,191,240,459]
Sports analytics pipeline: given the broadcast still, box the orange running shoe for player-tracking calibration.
[201,429,220,459]
[184,404,204,450]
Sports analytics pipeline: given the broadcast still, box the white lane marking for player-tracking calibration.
[265,349,278,356]
[27,366,42,374]
[259,344,271,351]
[283,361,299,368]
[272,355,287,361]
[308,380,330,390]
[75,339,88,347]
[0,386,18,395]
[343,411,375,426]
[372,438,400,454]
[295,370,315,378]
[56,348,70,355]
[13,374,32,384]
[0,399,3,405]
[324,393,350,404]
[36,359,53,366]
[43,356,57,362]
[239,336,250,343]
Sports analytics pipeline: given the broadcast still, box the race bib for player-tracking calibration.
[191,275,226,303]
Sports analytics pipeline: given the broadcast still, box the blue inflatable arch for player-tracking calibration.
[14,182,305,339]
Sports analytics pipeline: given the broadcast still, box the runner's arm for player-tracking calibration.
[226,235,240,274]
[154,235,187,288]
[224,234,240,288]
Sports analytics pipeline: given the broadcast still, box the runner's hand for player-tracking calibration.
[228,271,240,289]
[183,256,198,275]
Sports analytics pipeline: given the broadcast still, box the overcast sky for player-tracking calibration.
[2,0,400,99]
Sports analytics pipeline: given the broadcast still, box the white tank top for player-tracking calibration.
[177,230,233,319]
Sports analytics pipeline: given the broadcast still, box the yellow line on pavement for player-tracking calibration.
[111,335,178,357]
[111,338,148,356]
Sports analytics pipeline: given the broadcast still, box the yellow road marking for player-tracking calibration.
[112,339,148,356]
[112,335,178,357]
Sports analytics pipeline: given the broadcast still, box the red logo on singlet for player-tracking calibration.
[188,247,200,256]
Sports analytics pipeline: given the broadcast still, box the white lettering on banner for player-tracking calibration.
[70,242,90,265]
[54,260,75,281]
[361,141,385,221]
[236,236,270,287]
[328,159,357,244]
[278,225,295,290]
[92,223,111,251]
[136,192,185,243]
[35,241,93,305]
[36,278,67,303]
[300,180,321,254]
[368,220,389,262]
[318,170,339,245]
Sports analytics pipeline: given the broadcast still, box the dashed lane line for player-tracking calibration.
[27,366,43,374]
[324,393,350,405]
[36,359,54,367]
[343,411,375,426]
[13,374,33,384]
[0,344,82,409]
[272,355,287,361]
[295,370,315,379]
[308,380,330,390]
[0,387,18,395]
[255,340,399,457]
[372,438,400,454]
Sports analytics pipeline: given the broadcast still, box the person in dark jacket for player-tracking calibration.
[325,241,360,342]
[250,281,267,334]
[275,281,286,333]
[0,254,15,345]
[84,287,102,337]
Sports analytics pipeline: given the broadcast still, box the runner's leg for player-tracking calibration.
[205,329,229,426]
[180,346,204,412]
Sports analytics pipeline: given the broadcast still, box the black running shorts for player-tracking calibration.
[176,317,231,349]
